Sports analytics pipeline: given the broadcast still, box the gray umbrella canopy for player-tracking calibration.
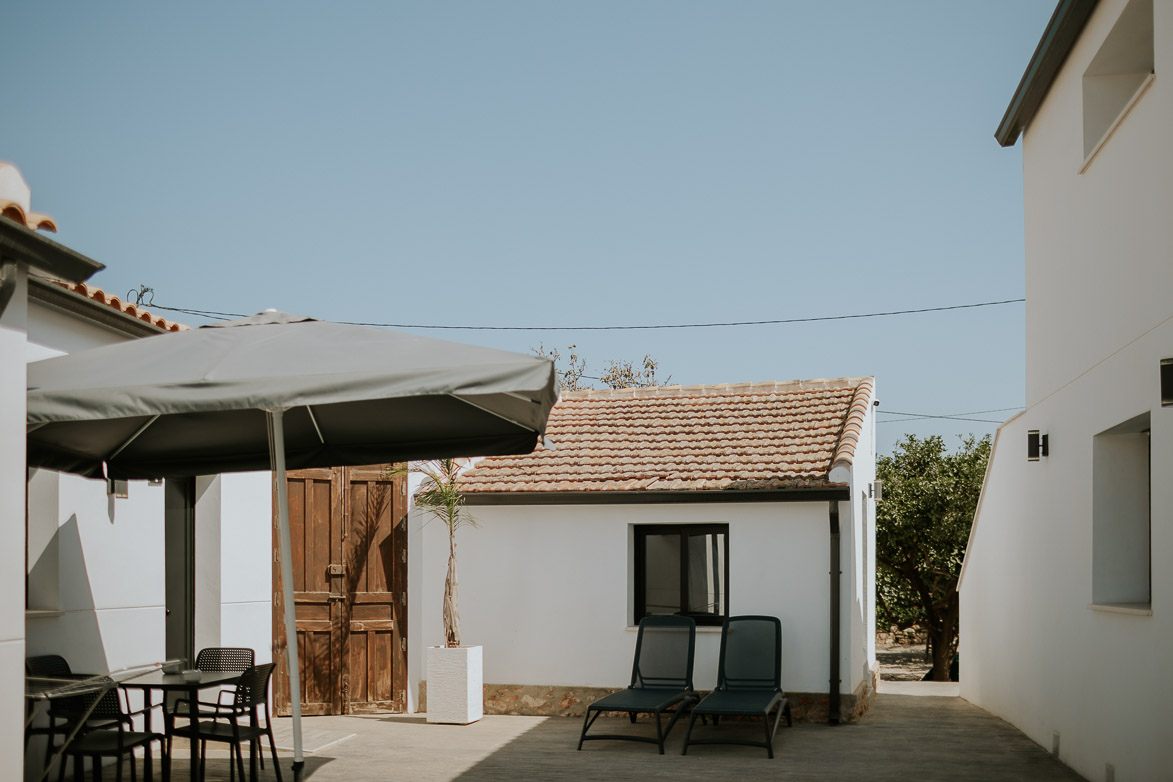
[25,310,556,780]
[27,310,557,479]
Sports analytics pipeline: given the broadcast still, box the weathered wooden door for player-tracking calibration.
[274,465,407,715]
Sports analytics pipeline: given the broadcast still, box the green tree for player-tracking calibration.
[876,434,990,681]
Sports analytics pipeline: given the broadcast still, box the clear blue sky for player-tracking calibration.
[4,1,1056,455]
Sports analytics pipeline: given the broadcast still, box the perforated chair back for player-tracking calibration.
[717,615,781,691]
[54,677,122,724]
[232,663,276,708]
[195,646,255,673]
[26,654,72,677]
[630,615,696,690]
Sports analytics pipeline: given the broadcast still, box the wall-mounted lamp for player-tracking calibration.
[1027,430,1049,461]
[869,480,883,501]
[1161,358,1172,407]
[105,478,129,498]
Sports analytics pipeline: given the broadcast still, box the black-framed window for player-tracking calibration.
[634,524,728,626]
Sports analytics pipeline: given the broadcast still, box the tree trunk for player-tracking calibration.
[443,539,461,647]
[926,596,959,681]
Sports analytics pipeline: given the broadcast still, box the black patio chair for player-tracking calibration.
[177,662,282,782]
[26,655,120,777]
[577,615,698,754]
[165,647,255,759]
[681,615,792,758]
[56,679,167,782]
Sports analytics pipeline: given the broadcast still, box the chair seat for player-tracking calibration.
[67,729,160,755]
[588,686,694,714]
[693,688,783,716]
[191,720,269,743]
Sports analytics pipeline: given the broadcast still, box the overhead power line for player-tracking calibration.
[151,297,1025,332]
[877,406,1023,424]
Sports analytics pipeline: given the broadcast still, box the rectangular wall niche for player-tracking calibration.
[1082,0,1154,162]
[1092,412,1151,607]
[1161,358,1172,406]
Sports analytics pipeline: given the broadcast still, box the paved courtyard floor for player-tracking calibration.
[164,685,1084,782]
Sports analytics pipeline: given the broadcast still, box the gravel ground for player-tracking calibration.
[876,639,933,681]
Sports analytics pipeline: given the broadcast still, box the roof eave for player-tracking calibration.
[0,217,104,282]
[995,0,1100,148]
[462,486,851,506]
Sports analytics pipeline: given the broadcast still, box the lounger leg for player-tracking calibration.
[653,711,665,755]
[764,704,785,759]
[680,710,702,755]
[785,701,793,727]
[577,709,602,750]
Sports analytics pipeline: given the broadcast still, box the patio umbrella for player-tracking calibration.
[26,310,557,781]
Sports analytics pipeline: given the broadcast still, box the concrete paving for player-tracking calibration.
[165,689,1085,782]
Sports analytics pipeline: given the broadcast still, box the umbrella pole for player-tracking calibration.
[269,409,305,781]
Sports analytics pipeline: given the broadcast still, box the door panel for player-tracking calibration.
[275,465,406,716]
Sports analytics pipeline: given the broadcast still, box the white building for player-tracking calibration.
[960,1,1172,780]
[1,163,105,781]
[410,378,878,723]
[8,171,273,779]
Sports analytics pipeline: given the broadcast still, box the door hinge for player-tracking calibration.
[400,591,406,606]
[400,549,407,564]
[400,637,407,652]
[328,563,345,576]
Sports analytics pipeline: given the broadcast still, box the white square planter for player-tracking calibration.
[426,645,483,724]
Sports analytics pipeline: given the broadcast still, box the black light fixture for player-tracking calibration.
[1028,430,1049,461]
[1161,358,1173,407]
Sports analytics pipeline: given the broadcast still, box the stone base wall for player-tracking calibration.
[419,673,878,723]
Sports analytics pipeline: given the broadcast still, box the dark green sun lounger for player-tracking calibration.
[681,615,792,758]
[577,615,698,754]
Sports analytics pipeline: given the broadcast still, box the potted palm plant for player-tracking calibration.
[410,458,483,724]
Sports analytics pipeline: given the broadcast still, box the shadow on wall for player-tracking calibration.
[26,513,110,671]
[25,514,110,782]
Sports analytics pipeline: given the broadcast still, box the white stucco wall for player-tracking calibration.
[410,495,873,707]
[1020,0,1173,409]
[962,2,1173,780]
[1,268,30,782]
[962,321,1173,782]
[218,471,274,665]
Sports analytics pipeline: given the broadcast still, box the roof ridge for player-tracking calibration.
[564,376,871,400]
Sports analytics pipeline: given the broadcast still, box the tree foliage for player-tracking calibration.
[533,343,670,391]
[875,434,990,680]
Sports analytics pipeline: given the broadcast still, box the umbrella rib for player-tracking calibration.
[106,415,160,462]
[450,394,536,432]
[306,405,326,444]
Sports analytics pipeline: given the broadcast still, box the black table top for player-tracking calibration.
[116,670,243,690]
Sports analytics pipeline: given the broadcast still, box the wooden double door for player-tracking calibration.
[273,465,407,715]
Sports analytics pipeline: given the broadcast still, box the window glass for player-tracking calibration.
[686,531,725,617]
[643,533,681,615]
[635,524,728,625]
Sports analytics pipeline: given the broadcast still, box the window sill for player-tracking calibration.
[626,625,723,633]
[25,610,64,620]
[1087,602,1151,616]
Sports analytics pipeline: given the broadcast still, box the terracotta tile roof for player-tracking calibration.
[458,377,874,494]
[50,280,189,333]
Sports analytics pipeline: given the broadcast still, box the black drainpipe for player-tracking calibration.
[828,499,841,724]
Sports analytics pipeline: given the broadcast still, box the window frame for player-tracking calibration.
[633,523,729,627]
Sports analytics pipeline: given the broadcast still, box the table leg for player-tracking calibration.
[188,685,199,782]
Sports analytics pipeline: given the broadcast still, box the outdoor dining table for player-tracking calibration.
[118,669,244,782]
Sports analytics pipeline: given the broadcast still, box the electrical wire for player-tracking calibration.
[150,297,1025,332]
